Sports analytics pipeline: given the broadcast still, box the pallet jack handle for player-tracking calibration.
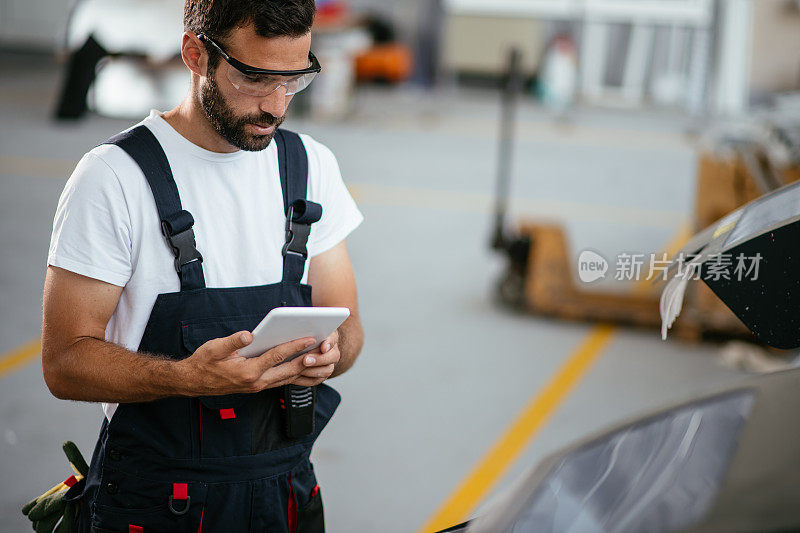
[491,47,524,252]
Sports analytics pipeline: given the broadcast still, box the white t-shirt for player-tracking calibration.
[48,111,363,420]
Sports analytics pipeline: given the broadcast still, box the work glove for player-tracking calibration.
[22,441,88,533]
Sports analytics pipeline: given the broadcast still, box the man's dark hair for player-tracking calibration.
[184,0,315,67]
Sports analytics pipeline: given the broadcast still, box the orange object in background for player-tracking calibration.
[355,43,413,84]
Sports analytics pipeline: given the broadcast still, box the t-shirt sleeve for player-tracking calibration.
[305,139,363,257]
[48,152,133,287]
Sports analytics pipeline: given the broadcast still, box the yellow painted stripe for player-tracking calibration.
[0,338,41,378]
[420,324,617,533]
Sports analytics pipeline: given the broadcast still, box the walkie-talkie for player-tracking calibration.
[281,385,315,438]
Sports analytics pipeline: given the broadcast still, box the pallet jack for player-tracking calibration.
[490,47,664,329]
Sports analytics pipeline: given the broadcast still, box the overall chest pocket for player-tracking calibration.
[182,314,265,457]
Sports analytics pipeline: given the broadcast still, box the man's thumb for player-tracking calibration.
[215,331,252,356]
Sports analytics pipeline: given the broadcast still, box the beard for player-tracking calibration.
[199,69,285,152]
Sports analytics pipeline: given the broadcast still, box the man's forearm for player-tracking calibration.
[43,337,192,403]
[331,317,364,378]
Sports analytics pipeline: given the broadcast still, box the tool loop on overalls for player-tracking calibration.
[168,494,191,515]
[168,483,190,515]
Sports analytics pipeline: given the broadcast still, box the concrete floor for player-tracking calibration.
[0,53,749,532]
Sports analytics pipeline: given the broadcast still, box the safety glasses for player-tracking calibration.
[198,33,321,97]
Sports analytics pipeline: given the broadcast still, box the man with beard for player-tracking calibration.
[40,0,363,530]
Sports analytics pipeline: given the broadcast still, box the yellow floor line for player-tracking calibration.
[0,338,41,378]
[419,223,692,533]
[419,324,616,533]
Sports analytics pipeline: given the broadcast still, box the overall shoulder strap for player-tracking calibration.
[274,129,322,285]
[273,128,325,440]
[275,128,308,215]
[105,125,205,291]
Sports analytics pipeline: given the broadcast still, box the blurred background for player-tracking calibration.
[2,0,800,531]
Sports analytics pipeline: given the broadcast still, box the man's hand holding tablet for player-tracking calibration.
[238,307,350,359]
[178,307,350,396]
[239,306,350,386]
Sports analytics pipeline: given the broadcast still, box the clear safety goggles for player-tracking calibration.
[198,33,321,97]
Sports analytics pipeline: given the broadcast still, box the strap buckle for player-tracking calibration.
[282,205,311,259]
[161,222,203,274]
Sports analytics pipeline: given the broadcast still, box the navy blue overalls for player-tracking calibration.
[69,125,340,532]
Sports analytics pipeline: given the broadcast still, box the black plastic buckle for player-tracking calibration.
[161,222,203,274]
[282,206,311,259]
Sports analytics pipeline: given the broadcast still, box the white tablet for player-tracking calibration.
[237,306,350,360]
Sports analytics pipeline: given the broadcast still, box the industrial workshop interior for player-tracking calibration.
[2,0,800,532]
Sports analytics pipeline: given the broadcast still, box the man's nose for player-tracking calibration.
[259,86,288,118]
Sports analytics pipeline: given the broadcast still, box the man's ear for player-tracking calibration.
[181,31,207,77]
